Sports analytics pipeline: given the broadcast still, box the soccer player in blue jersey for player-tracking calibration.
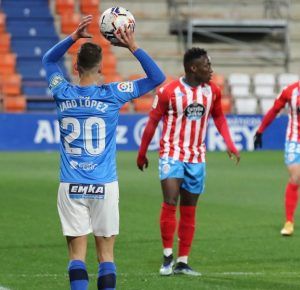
[42,15,165,290]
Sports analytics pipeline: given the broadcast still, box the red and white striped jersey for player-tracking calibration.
[258,81,300,142]
[284,82,300,142]
[149,77,225,163]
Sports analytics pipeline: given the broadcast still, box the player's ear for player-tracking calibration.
[74,62,78,73]
[190,64,197,73]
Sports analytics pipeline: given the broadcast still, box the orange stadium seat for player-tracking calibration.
[103,73,122,83]
[120,102,130,113]
[0,74,22,96]
[101,52,117,75]
[55,0,75,15]
[61,13,81,35]
[128,74,145,81]
[0,33,11,53]
[2,96,26,112]
[221,97,232,114]
[0,53,16,75]
[133,94,154,113]
[68,38,88,55]
[211,73,225,92]
[93,35,111,53]
[88,17,102,34]
[80,0,100,15]
[157,75,176,91]
[0,12,6,33]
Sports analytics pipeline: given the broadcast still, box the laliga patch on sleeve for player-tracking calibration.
[152,95,159,109]
[117,82,134,93]
[49,74,64,89]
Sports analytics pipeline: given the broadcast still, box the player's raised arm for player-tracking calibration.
[42,15,93,81]
[114,26,166,96]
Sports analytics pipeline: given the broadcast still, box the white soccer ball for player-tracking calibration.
[99,7,135,44]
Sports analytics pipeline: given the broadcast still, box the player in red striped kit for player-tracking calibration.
[137,48,240,276]
[254,81,300,236]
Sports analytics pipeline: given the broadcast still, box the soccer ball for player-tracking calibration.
[99,7,135,44]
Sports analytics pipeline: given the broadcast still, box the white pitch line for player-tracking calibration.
[0,286,11,290]
[3,272,300,278]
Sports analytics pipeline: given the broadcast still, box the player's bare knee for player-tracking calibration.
[164,197,178,206]
[290,175,300,185]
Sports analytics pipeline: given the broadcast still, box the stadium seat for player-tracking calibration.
[68,38,88,55]
[2,95,26,112]
[211,73,225,92]
[128,74,145,81]
[0,12,6,33]
[0,33,11,53]
[253,73,276,98]
[103,73,123,83]
[278,73,299,91]
[228,73,251,98]
[120,102,131,113]
[133,94,154,113]
[80,0,100,15]
[156,75,176,91]
[88,18,104,35]
[68,38,111,57]
[221,97,232,114]
[93,35,111,53]
[0,53,16,75]
[0,74,22,96]
[101,52,117,75]
[61,13,81,35]
[260,98,275,114]
[1,1,52,20]
[235,97,258,114]
[55,0,75,15]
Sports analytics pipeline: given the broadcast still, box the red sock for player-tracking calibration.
[178,205,196,257]
[160,202,177,249]
[285,182,299,222]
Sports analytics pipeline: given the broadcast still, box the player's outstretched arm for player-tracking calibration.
[137,116,160,171]
[211,87,240,165]
[114,26,165,96]
[42,15,93,80]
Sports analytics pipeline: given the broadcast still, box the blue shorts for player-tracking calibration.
[285,141,300,165]
[158,158,206,194]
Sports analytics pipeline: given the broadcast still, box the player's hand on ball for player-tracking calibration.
[254,132,262,149]
[137,154,149,171]
[72,15,93,41]
[113,25,139,53]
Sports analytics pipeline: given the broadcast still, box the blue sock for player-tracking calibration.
[97,262,116,290]
[68,260,89,290]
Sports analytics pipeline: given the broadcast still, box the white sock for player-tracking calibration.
[163,248,173,257]
[177,256,188,264]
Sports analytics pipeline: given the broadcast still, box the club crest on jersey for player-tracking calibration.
[69,184,105,199]
[184,102,206,120]
[117,82,134,93]
[49,74,64,89]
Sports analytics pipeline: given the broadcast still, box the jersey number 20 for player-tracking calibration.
[62,117,105,156]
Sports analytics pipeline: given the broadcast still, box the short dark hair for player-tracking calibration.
[77,42,102,72]
[183,47,207,71]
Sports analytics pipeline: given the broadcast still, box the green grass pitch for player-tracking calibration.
[0,151,299,290]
